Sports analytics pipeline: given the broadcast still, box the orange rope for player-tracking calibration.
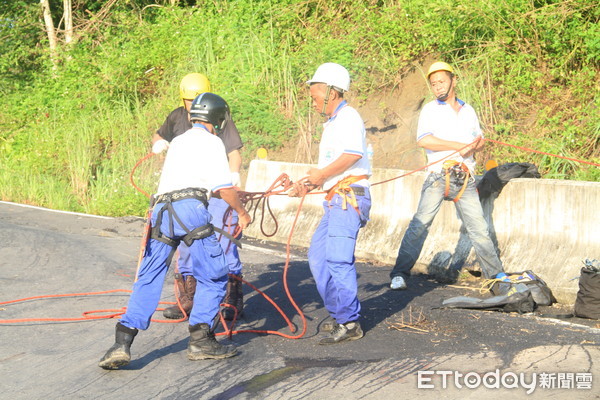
[3,138,595,329]
[129,152,155,199]
[0,290,129,324]
[0,173,308,337]
[216,193,309,339]
[483,138,600,167]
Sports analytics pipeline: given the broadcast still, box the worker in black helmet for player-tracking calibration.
[99,93,250,370]
[152,73,246,322]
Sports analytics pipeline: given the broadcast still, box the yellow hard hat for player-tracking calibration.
[427,62,454,79]
[179,73,211,101]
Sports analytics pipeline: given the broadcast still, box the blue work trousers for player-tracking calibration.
[308,187,371,325]
[177,197,242,276]
[120,198,228,330]
[390,173,504,280]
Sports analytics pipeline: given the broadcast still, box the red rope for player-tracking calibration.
[0,174,309,338]
[3,137,595,327]
[129,152,155,199]
[216,193,309,340]
[372,140,478,186]
[484,138,600,167]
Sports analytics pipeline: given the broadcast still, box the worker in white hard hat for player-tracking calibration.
[290,62,372,344]
[151,73,246,322]
[389,61,505,290]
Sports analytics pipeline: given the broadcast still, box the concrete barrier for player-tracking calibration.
[244,160,600,304]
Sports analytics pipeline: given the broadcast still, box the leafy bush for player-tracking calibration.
[0,0,597,216]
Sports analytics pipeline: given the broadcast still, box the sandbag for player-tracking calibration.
[490,271,555,306]
[441,283,535,314]
[574,260,600,320]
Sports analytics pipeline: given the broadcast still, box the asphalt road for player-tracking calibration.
[0,201,598,400]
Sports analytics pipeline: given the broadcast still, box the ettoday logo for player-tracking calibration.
[417,370,593,394]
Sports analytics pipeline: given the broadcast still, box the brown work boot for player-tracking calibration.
[222,275,244,321]
[320,319,337,333]
[319,321,364,345]
[163,273,197,319]
[187,323,237,360]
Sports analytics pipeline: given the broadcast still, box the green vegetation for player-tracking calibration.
[0,0,598,216]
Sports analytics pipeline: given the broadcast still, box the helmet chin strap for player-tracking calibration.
[437,85,452,101]
[320,85,332,117]
[436,76,454,102]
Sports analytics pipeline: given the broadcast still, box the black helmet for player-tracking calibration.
[189,92,230,134]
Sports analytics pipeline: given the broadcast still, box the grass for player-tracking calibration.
[0,0,597,216]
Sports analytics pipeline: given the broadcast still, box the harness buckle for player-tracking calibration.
[182,224,215,247]
[442,161,470,203]
[325,175,368,214]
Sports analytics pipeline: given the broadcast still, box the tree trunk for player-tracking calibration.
[40,0,58,69]
[63,0,73,45]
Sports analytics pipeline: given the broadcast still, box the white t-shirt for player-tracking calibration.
[318,102,371,191]
[417,98,482,173]
[156,125,233,195]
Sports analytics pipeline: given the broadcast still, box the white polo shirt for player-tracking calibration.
[417,98,482,173]
[318,101,371,191]
[156,125,233,196]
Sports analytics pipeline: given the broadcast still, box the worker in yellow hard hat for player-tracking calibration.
[389,61,505,291]
[151,73,214,150]
[150,73,246,322]
[426,61,455,101]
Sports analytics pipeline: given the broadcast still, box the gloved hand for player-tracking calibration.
[152,139,169,154]
[231,172,241,188]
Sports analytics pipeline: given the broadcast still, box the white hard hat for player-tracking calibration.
[306,62,350,92]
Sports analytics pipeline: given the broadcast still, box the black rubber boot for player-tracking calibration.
[187,323,237,360]
[98,322,138,370]
[163,274,197,319]
[222,275,244,321]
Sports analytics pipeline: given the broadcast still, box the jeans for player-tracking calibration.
[390,173,503,280]
[308,186,371,324]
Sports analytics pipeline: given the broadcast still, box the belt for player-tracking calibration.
[155,187,208,205]
[325,175,368,215]
[351,186,365,196]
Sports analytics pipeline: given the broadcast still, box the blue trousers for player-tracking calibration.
[177,197,242,276]
[308,187,371,325]
[390,173,504,280]
[120,198,228,330]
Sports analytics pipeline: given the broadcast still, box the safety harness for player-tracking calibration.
[325,174,368,215]
[442,160,470,203]
[151,188,242,262]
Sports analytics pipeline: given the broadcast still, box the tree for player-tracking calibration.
[39,0,124,70]
[64,0,73,45]
[40,0,58,69]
